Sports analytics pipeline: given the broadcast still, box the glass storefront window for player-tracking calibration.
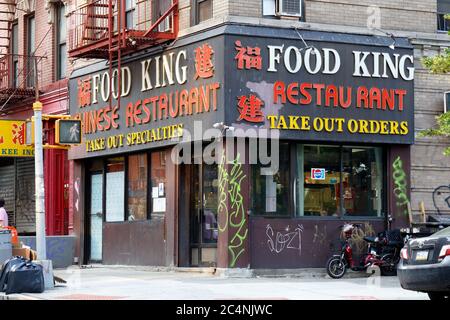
[127,153,148,221]
[299,145,341,217]
[296,144,385,217]
[251,143,290,216]
[106,157,125,222]
[342,147,384,217]
[151,151,166,214]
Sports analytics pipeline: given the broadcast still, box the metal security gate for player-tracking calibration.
[0,159,15,226]
[15,158,35,234]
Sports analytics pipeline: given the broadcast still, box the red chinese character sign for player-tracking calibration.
[11,123,25,145]
[78,77,92,108]
[237,95,265,123]
[194,44,215,79]
[235,40,262,70]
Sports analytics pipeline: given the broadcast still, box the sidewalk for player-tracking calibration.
[0,265,426,300]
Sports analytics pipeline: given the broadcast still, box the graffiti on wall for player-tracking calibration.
[218,153,248,268]
[432,185,450,214]
[312,225,327,246]
[266,224,304,255]
[392,156,410,215]
[341,223,376,254]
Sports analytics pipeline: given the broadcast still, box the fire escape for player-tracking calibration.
[0,0,39,108]
[68,0,179,105]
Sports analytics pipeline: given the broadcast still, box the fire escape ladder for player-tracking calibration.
[68,0,180,109]
[0,0,33,105]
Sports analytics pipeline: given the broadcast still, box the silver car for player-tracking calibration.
[397,226,450,301]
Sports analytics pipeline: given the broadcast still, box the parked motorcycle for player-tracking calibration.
[326,223,404,279]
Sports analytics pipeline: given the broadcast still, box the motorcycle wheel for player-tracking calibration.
[380,254,397,276]
[326,256,347,279]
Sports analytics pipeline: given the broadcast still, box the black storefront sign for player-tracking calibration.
[224,31,414,144]
[68,27,414,160]
[69,36,226,159]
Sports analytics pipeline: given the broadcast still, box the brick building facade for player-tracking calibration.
[0,0,72,235]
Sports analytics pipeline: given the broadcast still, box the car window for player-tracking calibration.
[432,226,450,237]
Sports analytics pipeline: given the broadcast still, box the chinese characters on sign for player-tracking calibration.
[237,95,264,123]
[0,120,34,157]
[235,41,265,123]
[11,123,25,145]
[78,77,92,108]
[194,43,215,79]
[235,40,262,70]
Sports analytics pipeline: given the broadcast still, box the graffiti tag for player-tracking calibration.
[392,156,410,215]
[432,185,450,214]
[218,153,248,268]
[312,224,327,245]
[266,224,304,255]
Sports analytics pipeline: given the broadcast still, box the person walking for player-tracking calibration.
[0,198,8,227]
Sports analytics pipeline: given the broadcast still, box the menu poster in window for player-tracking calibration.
[153,197,166,212]
[158,183,164,196]
[152,187,159,198]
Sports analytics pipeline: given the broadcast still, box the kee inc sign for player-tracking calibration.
[0,120,34,157]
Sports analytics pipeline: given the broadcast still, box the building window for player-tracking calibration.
[437,0,450,31]
[251,142,290,216]
[127,153,148,221]
[56,2,67,80]
[252,142,386,218]
[10,22,18,88]
[27,15,35,88]
[125,0,136,30]
[341,147,384,217]
[262,0,276,16]
[300,145,341,217]
[151,151,166,214]
[105,157,125,222]
[298,144,385,218]
[193,0,213,25]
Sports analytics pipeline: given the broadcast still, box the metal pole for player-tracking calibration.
[33,56,46,260]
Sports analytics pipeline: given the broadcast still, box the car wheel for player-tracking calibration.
[427,292,450,301]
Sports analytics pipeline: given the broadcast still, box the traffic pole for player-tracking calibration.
[33,100,46,260]
[33,57,46,260]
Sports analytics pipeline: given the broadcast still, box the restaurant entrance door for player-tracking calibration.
[189,163,218,267]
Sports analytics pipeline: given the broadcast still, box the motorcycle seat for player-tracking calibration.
[363,236,377,243]
[384,240,404,247]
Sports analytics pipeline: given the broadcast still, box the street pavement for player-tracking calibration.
[1,266,428,300]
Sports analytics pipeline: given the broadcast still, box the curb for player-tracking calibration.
[0,293,42,300]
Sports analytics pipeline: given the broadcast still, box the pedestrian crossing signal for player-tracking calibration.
[55,119,82,145]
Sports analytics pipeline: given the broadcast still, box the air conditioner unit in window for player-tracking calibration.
[444,91,450,113]
[276,0,302,18]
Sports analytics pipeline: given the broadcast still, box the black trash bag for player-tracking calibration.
[0,256,28,292]
[4,261,45,295]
